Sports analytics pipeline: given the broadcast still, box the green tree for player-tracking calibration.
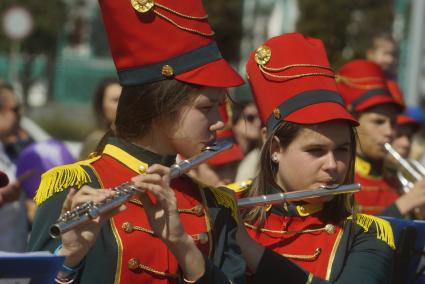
[0,0,68,104]
[297,0,394,68]
[203,0,243,64]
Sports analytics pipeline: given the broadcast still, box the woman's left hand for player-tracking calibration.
[131,164,185,244]
[131,164,205,281]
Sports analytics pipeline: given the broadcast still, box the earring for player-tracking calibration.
[272,154,278,162]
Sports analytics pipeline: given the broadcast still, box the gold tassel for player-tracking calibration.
[348,214,396,250]
[34,157,99,206]
[210,187,238,222]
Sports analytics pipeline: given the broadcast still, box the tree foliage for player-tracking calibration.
[203,0,243,64]
[0,0,68,55]
[297,0,394,68]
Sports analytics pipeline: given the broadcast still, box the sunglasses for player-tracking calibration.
[243,113,259,123]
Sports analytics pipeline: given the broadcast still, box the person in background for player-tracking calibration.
[365,31,397,79]
[16,139,75,224]
[79,77,121,159]
[232,86,263,182]
[28,0,246,283]
[0,82,28,252]
[337,59,425,218]
[235,33,394,283]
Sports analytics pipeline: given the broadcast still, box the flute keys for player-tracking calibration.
[324,224,336,234]
[122,221,134,233]
[128,258,140,270]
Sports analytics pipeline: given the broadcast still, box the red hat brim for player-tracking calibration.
[397,114,421,131]
[0,171,9,187]
[285,101,359,126]
[207,143,244,166]
[176,58,244,88]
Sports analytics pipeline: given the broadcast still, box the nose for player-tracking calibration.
[323,151,337,172]
[383,121,394,141]
[209,106,225,132]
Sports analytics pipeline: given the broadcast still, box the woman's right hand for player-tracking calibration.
[396,179,425,215]
[58,186,126,267]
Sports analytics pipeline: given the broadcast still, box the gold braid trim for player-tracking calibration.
[153,10,214,37]
[155,3,208,20]
[348,214,396,250]
[259,65,334,81]
[335,75,385,90]
[34,156,100,206]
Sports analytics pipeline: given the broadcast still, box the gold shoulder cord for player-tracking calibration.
[335,75,385,90]
[131,0,214,37]
[254,45,335,81]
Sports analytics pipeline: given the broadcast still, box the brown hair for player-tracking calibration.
[94,79,202,155]
[241,120,357,229]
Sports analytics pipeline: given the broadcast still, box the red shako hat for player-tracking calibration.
[386,80,420,130]
[99,0,243,87]
[207,100,244,166]
[246,33,357,132]
[336,59,400,112]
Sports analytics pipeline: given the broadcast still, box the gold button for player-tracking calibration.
[198,232,209,244]
[255,45,272,65]
[194,205,203,216]
[122,222,134,233]
[324,224,336,234]
[131,0,154,13]
[273,108,281,120]
[161,64,174,77]
[128,258,140,270]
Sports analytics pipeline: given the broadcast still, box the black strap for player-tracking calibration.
[350,88,392,110]
[266,89,345,132]
[118,42,222,86]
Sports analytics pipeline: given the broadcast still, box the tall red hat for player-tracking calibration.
[336,59,401,112]
[99,0,243,87]
[0,170,9,187]
[246,33,357,132]
[207,100,244,166]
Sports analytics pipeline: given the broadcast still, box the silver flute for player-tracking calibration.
[49,140,232,238]
[237,183,361,207]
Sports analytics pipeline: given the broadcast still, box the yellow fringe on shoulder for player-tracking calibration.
[348,214,396,250]
[210,187,238,222]
[34,157,100,206]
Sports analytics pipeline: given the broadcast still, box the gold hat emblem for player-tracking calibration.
[255,45,272,65]
[273,108,281,120]
[131,0,155,13]
[161,64,174,77]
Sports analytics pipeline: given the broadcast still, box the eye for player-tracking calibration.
[306,148,325,157]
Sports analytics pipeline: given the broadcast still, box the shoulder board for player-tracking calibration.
[208,186,239,223]
[347,214,395,249]
[226,179,253,193]
[34,156,101,206]
[355,156,372,177]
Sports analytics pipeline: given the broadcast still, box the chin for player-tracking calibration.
[305,196,334,204]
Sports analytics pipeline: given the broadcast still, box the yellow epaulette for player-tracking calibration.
[34,155,101,206]
[348,214,396,250]
[211,186,239,223]
[226,179,253,193]
[355,156,372,177]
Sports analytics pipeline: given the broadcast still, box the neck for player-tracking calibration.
[131,130,175,157]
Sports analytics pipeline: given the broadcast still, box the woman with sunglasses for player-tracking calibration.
[234,33,394,283]
[28,1,245,283]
